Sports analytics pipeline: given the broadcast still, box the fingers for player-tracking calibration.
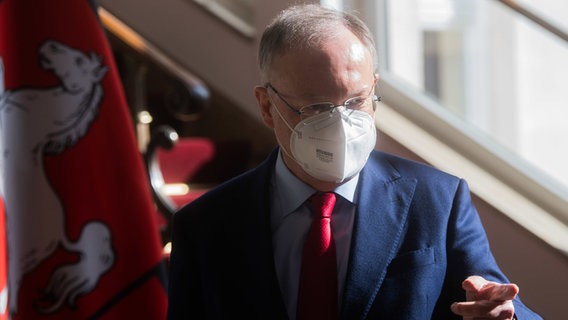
[452,276,518,319]
[451,300,515,319]
[462,276,519,302]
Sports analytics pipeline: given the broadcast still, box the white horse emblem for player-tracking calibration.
[0,40,114,314]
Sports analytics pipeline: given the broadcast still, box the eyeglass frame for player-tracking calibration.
[265,82,381,119]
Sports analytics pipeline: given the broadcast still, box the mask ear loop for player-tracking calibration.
[267,96,301,163]
[269,95,301,138]
[373,75,381,112]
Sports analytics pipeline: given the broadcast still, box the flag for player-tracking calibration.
[0,0,168,319]
[0,197,7,320]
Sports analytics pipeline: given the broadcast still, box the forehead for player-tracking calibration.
[269,31,374,99]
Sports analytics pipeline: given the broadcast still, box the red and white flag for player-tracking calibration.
[0,0,168,319]
[0,198,6,320]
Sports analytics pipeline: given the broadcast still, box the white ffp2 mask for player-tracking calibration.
[275,106,376,182]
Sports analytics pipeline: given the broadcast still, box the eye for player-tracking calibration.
[344,97,367,109]
[304,103,334,115]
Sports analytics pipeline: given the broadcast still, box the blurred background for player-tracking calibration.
[99,0,568,318]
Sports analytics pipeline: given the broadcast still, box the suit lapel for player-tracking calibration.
[340,155,417,319]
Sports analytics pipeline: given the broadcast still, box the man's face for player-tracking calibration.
[255,27,377,189]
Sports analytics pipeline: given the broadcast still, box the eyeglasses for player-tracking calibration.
[265,83,380,120]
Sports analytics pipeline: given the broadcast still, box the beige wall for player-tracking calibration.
[99,0,316,125]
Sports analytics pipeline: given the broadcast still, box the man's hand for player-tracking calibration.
[451,275,519,320]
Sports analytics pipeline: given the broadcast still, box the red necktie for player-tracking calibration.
[297,192,338,320]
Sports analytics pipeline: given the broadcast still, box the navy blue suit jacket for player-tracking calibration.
[167,149,542,319]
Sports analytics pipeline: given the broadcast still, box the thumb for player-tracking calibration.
[462,275,488,300]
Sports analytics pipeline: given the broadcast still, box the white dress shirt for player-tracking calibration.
[270,151,358,319]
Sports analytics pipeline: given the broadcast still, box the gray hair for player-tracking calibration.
[258,4,377,83]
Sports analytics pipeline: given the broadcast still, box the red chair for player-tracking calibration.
[156,137,215,208]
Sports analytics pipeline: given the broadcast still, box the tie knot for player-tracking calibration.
[309,192,336,218]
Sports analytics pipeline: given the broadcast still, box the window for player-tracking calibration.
[339,0,568,193]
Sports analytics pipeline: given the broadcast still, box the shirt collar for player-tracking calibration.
[273,150,360,216]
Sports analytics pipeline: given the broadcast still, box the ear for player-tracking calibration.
[373,73,380,112]
[254,85,275,129]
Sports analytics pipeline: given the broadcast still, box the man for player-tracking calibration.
[167,4,542,319]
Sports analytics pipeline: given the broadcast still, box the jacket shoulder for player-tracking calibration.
[370,151,459,182]
[173,149,277,225]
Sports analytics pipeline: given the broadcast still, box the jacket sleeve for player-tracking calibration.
[167,208,207,320]
[440,179,542,319]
